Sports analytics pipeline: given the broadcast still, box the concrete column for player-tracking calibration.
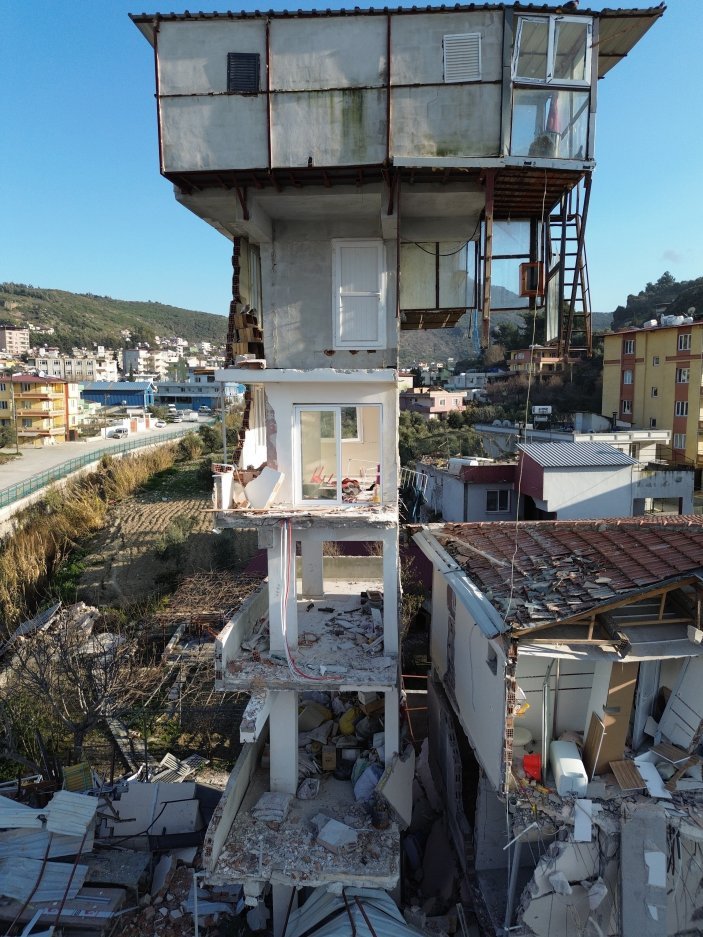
[270,690,298,794]
[267,533,298,653]
[384,687,400,766]
[272,884,297,937]
[300,536,324,598]
[382,528,399,655]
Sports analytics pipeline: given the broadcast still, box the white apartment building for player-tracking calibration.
[30,352,119,383]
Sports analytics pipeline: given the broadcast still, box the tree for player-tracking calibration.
[2,607,148,762]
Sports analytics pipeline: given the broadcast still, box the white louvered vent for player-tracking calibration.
[443,33,482,83]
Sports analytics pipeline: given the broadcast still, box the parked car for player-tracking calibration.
[199,406,212,413]
[171,415,183,424]
[107,427,129,438]
[154,420,166,428]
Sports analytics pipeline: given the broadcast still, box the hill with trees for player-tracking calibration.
[0,283,228,352]
[611,272,703,330]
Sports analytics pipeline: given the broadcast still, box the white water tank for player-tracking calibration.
[550,740,588,797]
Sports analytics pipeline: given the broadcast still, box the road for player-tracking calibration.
[0,422,206,492]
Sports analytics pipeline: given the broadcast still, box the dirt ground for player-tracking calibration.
[77,464,257,607]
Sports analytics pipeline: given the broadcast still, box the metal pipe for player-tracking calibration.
[541,659,555,783]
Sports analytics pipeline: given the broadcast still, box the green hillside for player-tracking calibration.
[612,272,703,330]
[0,283,228,352]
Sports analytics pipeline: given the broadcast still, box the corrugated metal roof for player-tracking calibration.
[286,887,415,937]
[45,790,98,836]
[518,441,636,468]
[0,795,45,830]
[0,856,88,903]
[82,381,154,391]
[432,516,703,631]
[0,827,95,860]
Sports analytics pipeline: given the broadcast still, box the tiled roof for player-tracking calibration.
[518,442,636,469]
[434,516,703,631]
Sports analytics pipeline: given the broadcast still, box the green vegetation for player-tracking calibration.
[399,411,483,465]
[612,272,703,330]
[0,281,227,353]
[0,445,180,628]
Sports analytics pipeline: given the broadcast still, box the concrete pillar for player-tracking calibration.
[384,687,400,766]
[300,536,324,598]
[270,690,298,794]
[267,534,298,653]
[382,529,399,655]
[272,884,297,937]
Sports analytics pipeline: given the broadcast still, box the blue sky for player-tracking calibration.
[2,1,700,317]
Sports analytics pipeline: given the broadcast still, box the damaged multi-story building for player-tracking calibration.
[415,517,703,935]
[130,2,665,933]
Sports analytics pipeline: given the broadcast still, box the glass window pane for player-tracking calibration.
[511,88,589,159]
[300,409,338,501]
[341,406,381,501]
[515,19,549,81]
[554,21,588,82]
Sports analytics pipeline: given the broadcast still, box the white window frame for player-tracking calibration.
[621,400,632,414]
[652,355,660,366]
[675,401,689,417]
[678,333,692,351]
[623,339,635,355]
[623,370,633,385]
[294,404,382,506]
[673,433,686,450]
[512,15,592,86]
[676,367,690,384]
[332,239,386,350]
[651,387,658,398]
[486,489,510,513]
[649,417,657,428]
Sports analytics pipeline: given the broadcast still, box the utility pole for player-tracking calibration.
[10,377,19,454]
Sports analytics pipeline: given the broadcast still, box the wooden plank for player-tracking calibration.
[665,755,699,792]
[651,741,689,765]
[595,662,639,775]
[610,760,645,792]
[582,712,606,780]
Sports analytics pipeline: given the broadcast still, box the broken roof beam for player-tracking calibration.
[240,690,271,744]
[597,612,631,658]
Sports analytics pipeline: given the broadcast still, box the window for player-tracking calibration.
[443,33,481,83]
[0,401,7,410]
[486,490,510,513]
[674,433,687,450]
[513,16,591,85]
[623,339,635,355]
[332,240,386,349]
[649,418,657,428]
[0,383,5,392]
[652,355,660,366]
[678,333,692,352]
[651,387,658,398]
[296,405,382,504]
[438,399,446,407]
[623,370,633,385]
[675,401,689,417]
[22,418,32,427]
[676,368,690,383]
[226,52,260,93]
[622,400,632,414]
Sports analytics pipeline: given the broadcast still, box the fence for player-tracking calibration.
[0,429,188,509]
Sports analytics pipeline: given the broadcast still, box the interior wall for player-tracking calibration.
[516,655,596,744]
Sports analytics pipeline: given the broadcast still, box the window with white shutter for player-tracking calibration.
[443,33,482,83]
[332,240,386,349]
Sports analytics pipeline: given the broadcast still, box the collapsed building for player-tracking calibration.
[415,517,703,935]
[128,2,666,934]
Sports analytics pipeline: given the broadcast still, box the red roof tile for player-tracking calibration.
[435,517,703,630]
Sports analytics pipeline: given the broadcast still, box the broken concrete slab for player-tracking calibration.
[620,803,667,937]
[317,818,359,854]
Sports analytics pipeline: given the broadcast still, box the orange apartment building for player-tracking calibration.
[0,374,77,447]
[602,321,703,469]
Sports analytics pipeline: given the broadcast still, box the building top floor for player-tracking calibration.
[132,4,661,179]
[605,319,703,362]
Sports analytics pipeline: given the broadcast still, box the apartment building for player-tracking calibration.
[602,321,703,469]
[0,374,75,446]
[399,387,467,419]
[29,352,119,383]
[0,326,30,356]
[132,1,662,932]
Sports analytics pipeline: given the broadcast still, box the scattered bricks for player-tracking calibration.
[317,818,359,854]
